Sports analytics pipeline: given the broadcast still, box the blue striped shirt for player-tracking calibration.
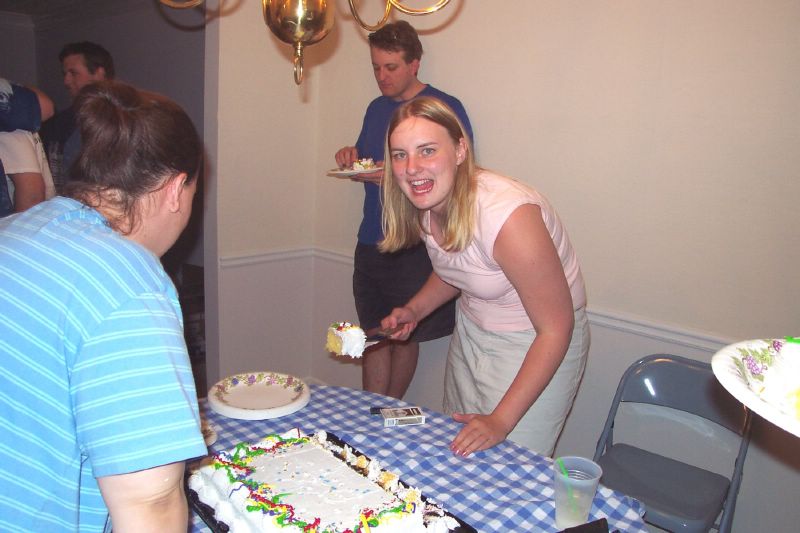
[0,197,207,532]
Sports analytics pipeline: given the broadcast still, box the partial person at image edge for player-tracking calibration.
[0,78,55,216]
[0,80,206,532]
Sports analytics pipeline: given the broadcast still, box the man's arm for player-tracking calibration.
[97,461,189,533]
[29,85,54,122]
[9,172,45,212]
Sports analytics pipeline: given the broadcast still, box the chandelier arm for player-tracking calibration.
[293,43,304,85]
[348,0,393,32]
[159,0,204,8]
[389,0,451,16]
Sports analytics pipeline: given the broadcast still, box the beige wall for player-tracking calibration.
[214,2,318,253]
[213,0,798,341]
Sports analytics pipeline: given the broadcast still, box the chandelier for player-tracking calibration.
[160,1,451,84]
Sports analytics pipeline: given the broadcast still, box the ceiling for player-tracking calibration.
[0,0,136,18]
[0,1,73,15]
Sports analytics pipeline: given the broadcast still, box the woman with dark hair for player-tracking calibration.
[0,80,206,532]
[380,97,589,458]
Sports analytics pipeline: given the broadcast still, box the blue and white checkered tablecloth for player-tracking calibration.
[190,385,647,533]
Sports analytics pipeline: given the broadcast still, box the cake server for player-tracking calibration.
[364,325,403,347]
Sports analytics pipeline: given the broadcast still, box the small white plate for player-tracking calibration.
[207,372,311,420]
[327,166,383,178]
[712,339,800,438]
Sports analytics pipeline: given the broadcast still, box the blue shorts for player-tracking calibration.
[353,242,455,343]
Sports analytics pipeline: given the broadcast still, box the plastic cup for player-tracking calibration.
[553,456,602,529]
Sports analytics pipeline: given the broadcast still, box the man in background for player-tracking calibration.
[333,21,473,399]
[41,41,114,190]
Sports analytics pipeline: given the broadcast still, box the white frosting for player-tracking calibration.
[428,516,460,533]
[331,323,367,358]
[188,431,459,532]
[249,442,394,528]
[352,158,375,170]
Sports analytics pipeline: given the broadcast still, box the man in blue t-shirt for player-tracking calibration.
[334,21,473,399]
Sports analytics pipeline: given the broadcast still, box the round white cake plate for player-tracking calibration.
[711,339,800,438]
[207,371,311,420]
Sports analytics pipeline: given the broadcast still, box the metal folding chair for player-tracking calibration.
[593,354,752,533]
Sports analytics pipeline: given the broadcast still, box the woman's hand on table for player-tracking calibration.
[449,412,511,457]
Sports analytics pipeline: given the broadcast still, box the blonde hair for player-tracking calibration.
[380,97,477,253]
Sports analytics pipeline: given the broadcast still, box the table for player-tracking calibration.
[190,385,647,533]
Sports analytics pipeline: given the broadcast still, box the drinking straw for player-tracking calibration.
[556,458,579,515]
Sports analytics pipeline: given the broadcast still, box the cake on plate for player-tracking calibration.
[735,337,800,419]
[326,322,367,358]
[352,158,376,171]
[188,429,460,533]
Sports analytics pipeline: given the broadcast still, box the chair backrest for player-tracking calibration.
[614,354,749,435]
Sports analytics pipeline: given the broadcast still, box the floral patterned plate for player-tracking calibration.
[712,339,800,438]
[207,372,311,420]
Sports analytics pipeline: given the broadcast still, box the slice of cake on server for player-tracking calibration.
[326,322,367,358]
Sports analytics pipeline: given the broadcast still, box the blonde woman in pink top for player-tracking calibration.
[379,97,589,457]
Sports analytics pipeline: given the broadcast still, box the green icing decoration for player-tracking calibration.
[207,433,415,532]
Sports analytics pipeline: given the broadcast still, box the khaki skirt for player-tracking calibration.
[443,307,590,456]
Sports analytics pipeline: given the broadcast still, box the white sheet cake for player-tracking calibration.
[188,429,459,533]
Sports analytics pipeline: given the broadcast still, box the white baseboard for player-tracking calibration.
[586,307,734,353]
[221,246,734,356]
[220,248,316,269]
